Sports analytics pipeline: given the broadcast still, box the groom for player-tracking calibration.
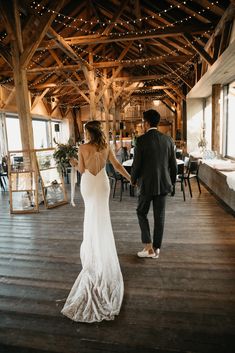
[131,109,177,258]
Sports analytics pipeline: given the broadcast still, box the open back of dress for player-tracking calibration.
[61,147,124,323]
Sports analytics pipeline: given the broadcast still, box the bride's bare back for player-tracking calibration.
[79,143,108,176]
[78,143,130,181]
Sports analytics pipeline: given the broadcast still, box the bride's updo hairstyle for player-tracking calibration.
[85,120,107,151]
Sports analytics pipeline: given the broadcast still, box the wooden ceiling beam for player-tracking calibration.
[38,23,214,48]
[125,85,170,91]
[0,1,16,40]
[164,79,186,100]
[161,99,176,113]
[164,63,193,89]
[121,83,142,109]
[218,20,233,56]
[0,43,13,68]
[102,0,130,35]
[145,38,192,56]
[163,89,178,103]
[113,74,164,82]
[193,0,224,16]
[95,42,133,104]
[13,0,23,54]
[135,0,141,23]
[93,54,191,68]
[204,3,235,52]
[183,33,214,66]
[47,27,92,88]
[49,49,90,104]
[1,87,15,108]
[20,1,66,68]
[166,0,211,23]
[31,87,50,110]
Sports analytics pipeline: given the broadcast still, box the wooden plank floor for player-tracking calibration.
[0,181,235,353]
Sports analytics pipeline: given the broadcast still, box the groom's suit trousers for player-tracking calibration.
[137,193,166,249]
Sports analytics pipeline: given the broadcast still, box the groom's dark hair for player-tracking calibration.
[143,109,160,127]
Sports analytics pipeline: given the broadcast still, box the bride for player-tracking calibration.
[61,120,131,323]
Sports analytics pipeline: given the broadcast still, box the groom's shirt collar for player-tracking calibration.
[147,127,158,132]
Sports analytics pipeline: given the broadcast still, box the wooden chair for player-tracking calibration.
[123,165,135,197]
[184,160,201,197]
[174,162,186,201]
[0,163,8,191]
[106,163,129,201]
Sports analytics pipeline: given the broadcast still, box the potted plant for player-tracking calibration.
[53,139,79,174]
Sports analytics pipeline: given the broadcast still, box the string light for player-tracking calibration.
[0,32,7,41]
[31,0,220,37]
[0,77,14,85]
[1,0,220,105]
[31,0,221,29]
[70,30,211,66]
[31,0,193,26]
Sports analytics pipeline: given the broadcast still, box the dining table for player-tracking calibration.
[122,158,184,197]
[123,158,185,167]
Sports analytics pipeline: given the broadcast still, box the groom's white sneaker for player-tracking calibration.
[152,248,160,259]
[137,249,156,258]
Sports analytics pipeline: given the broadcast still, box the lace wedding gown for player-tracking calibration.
[61,148,124,323]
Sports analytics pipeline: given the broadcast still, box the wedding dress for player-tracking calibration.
[61,148,124,323]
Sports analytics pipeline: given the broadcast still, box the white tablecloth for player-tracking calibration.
[123,159,184,167]
[122,159,133,167]
[226,171,235,191]
[202,159,235,171]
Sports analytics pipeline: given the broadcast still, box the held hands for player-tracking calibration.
[130,178,137,187]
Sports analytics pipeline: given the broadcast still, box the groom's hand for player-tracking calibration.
[131,179,137,187]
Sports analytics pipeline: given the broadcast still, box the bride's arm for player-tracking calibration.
[69,146,85,174]
[108,148,131,182]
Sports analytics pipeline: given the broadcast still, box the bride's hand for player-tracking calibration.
[69,158,78,168]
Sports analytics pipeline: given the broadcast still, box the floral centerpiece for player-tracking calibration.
[53,139,79,174]
[198,136,207,149]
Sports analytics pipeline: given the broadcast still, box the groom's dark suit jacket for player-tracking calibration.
[131,129,177,196]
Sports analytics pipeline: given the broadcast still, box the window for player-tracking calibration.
[5,116,65,151]
[32,120,48,148]
[6,116,22,151]
[226,81,235,158]
[51,121,62,147]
